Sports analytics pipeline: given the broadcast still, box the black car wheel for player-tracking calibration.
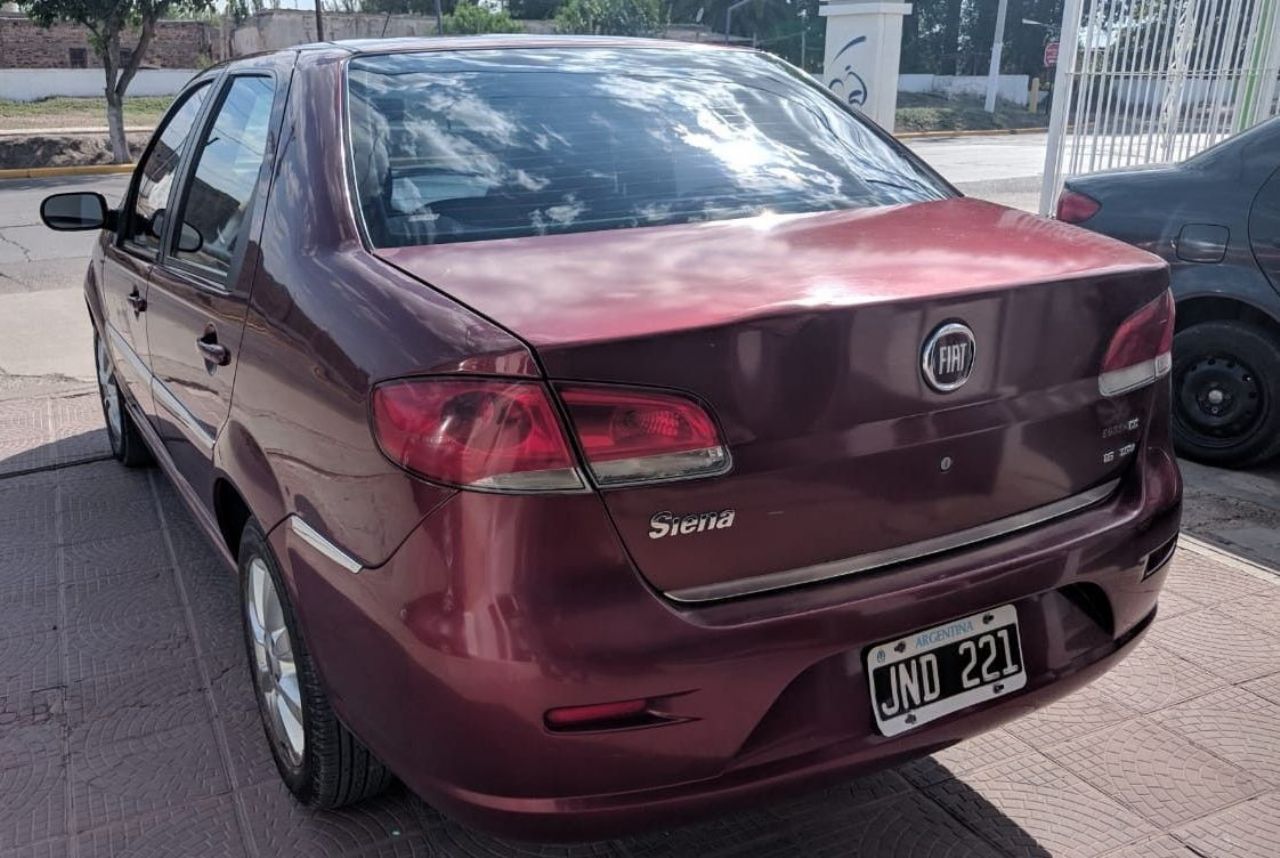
[1171,321,1280,468]
[94,331,153,468]
[238,519,393,808]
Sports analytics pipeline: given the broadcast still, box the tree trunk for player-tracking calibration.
[105,90,129,164]
[101,31,130,164]
[102,17,155,164]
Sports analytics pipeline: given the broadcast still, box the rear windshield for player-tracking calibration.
[346,47,951,247]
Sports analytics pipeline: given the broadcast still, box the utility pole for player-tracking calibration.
[799,7,808,70]
[984,0,1009,113]
[434,0,444,34]
[313,0,325,41]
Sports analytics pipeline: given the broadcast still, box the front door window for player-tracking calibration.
[125,82,212,255]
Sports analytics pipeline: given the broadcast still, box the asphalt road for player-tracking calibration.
[0,158,1276,570]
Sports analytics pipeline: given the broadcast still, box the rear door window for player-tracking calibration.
[169,75,277,281]
[347,48,951,248]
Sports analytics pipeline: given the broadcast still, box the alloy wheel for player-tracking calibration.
[246,557,306,766]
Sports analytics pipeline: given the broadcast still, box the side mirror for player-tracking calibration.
[147,209,203,254]
[176,222,204,254]
[40,192,113,232]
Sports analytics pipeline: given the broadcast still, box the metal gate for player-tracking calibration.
[1039,0,1280,214]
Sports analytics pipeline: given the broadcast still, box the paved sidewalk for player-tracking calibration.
[2,394,1280,858]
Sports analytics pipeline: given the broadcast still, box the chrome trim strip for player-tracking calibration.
[106,324,152,386]
[290,516,363,574]
[152,379,215,454]
[666,479,1123,604]
[108,326,216,453]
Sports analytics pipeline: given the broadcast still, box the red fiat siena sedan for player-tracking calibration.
[42,37,1181,840]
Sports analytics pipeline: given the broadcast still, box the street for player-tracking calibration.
[1,144,1279,857]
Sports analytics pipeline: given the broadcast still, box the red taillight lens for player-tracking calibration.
[558,386,730,486]
[1056,189,1102,224]
[371,378,582,491]
[1099,290,1175,396]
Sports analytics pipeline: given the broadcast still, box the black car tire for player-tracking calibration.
[94,330,153,468]
[1171,321,1280,468]
[238,519,393,808]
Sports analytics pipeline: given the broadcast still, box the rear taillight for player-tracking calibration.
[1056,189,1102,224]
[1099,291,1175,397]
[371,378,583,491]
[558,386,730,487]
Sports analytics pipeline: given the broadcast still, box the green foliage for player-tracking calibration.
[361,0,458,16]
[554,0,666,37]
[507,0,561,19]
[22,0,215,44]
[444,0,523,34]
[902,0,1062,76]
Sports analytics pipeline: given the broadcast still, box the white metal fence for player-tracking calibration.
[1039,0,1280,214]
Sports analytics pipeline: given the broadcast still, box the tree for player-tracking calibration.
[444,0,522,33]
[22,0,215,163]
[507,0,560,19]
[554,0,666,36]
[901,0,1063,76]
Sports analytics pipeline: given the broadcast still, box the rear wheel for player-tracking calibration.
[94,331,152,467]
[1172,321,1280,468]
[238,520,393,807]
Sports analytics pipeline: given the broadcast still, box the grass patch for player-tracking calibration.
[896,91,1048,133]
[0,96,172,130]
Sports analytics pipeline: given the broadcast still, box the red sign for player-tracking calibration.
[1044,40,1060,67]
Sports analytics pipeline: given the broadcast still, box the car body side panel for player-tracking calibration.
[1250,166,1280,293]
[1167,257,1280,325]
[98,239,156,416]
[146,59,296,514]
[222,52,537,571]
[1067,119,1280,311]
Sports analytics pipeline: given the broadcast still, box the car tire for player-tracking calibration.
[1171,321,1280,468]
[238,519,394,808]
[94,331,153,468]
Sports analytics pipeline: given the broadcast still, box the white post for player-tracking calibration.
[820,1,913,132]
[1039,0,1085,215]
[984,0,1010,113]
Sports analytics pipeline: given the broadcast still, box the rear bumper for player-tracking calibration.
[276,444,1182,841]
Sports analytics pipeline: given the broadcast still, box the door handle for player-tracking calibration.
[126,289,146,313]
[196,336,230,367]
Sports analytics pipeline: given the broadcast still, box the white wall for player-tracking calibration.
[899,73,1032,107]
[0,68,196,102]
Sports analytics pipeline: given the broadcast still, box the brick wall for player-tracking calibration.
[0,13,213,69]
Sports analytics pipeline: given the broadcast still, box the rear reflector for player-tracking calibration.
[1099,291,1175,397]
[558,386,731,486]
[1056,189,1102,224]
[371,378,583,491]
[545,698,651,731]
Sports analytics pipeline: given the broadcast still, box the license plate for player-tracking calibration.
[867,604,1026,737]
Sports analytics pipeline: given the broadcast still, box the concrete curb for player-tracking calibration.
[0,163,135,180]
[896,126,1050,140]
[1179,533,1279,582]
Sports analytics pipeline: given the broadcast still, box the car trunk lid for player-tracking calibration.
[378,198,1170,600]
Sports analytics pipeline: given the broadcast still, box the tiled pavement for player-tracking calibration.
[3,393,1280,857]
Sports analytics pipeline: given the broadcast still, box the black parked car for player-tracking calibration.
[1059,118,1280,467]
